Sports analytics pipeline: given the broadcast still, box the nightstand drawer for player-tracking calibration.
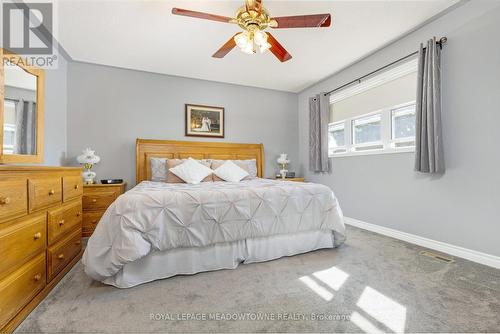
[0,252,46,328]
[0,215,46,278]
[82,183,125,237]
[83,191,117,210]
[47,228,82,281]
[62,176,83,202]
[47,201,82,245]
[28,177,62,212]
[0,177,27,222]
[82,211,104,234]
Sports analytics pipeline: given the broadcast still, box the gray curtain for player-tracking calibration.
[15,99,37,155]
[309,92,330,173]
[415,37,445,173]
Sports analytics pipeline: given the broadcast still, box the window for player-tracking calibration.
[391,104,416,148]
[352,113,382,151]
[328,58,417,157]
[328,122,346,155]
[328,102,416,157]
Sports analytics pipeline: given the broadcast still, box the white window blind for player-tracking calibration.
[327,58,418,157]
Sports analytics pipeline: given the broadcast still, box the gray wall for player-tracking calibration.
[43,51,68,165]
[66,62,298,186]
[297,0,500,257]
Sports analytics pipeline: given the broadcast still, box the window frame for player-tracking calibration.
[328,101,416,158]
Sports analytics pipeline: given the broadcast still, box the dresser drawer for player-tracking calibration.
[47,201,82,245]
[82,210,104,235]
[0,214,46,278]
[0,252,46,328]
[28,177,62,212]
[0,177,27,222]
[62,176,83,202]
[83,190,117,210]
[47,228,82,281]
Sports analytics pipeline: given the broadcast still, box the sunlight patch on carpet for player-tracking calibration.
[357,286,407,333]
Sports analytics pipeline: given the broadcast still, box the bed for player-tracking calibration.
[82,139,346,288]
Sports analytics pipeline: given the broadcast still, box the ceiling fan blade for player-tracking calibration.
[212,34,238,58]
[245,0,262,13]
[171,8,234,23]
[270,14,331,28]
[266,33,292,62]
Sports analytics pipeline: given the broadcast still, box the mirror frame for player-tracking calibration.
[0,48,45,164]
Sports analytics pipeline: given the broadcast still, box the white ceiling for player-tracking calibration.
[57,0,457,92]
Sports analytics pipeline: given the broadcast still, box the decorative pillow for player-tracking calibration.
[168,158,214,184]
[167,159,212,183]
[213,160,249,182]
[150,157,167,182]
[211,160,248,181]
[241,159,258,178]
[211,159,257,179]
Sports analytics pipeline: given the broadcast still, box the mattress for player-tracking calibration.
[83,178,346,286]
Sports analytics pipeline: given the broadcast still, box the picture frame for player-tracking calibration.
[185,104,225,138]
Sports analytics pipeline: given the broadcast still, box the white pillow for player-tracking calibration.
[212,159,257,178]
[214,160,249,182]
[169,158,214,184]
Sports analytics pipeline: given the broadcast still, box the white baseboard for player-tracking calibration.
[344,217,500,270]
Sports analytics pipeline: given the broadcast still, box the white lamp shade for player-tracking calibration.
[277,153,289,165]
[77,148,100,165]
[234,32,250,48]
[254,30,267,45]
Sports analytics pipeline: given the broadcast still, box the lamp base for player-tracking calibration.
[279,169,288,179]
[82,170,96,185]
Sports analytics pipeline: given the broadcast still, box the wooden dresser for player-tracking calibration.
[0,166,83,333]
[82,183,126,237]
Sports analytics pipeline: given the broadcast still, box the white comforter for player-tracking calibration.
[83,179,346,281]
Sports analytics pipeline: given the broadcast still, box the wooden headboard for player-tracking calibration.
[136,139,265,183]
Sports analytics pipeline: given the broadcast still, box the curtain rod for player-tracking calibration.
[324,37,447,96]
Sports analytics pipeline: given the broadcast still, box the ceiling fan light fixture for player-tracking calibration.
[258,41,271,53]
[234,32,250,48]
[253,30,267,44]
[171,0,331,62]
[241,43,255,54]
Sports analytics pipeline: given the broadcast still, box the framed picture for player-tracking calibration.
[185,104,225,138]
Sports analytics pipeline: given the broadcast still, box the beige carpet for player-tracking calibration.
[16,226,500,333]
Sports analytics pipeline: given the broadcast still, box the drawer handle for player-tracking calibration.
[34,232,42,240]
[92,220,98,224]
[33,273,42,281]
[75,240,81,245]
[92,198,97,203]
[74,184,80,190]
[0,197,10,205]
[76,212,81,217]
[59,219,65,226]
[48,189,55,196]
[57,254,65,260]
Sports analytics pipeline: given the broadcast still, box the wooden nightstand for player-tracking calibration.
[82,183,126,237]
[273,177,305,182]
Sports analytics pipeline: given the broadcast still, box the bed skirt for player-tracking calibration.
[101,229,337,288]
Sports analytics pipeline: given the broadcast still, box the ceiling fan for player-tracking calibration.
[171,0,331,62]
